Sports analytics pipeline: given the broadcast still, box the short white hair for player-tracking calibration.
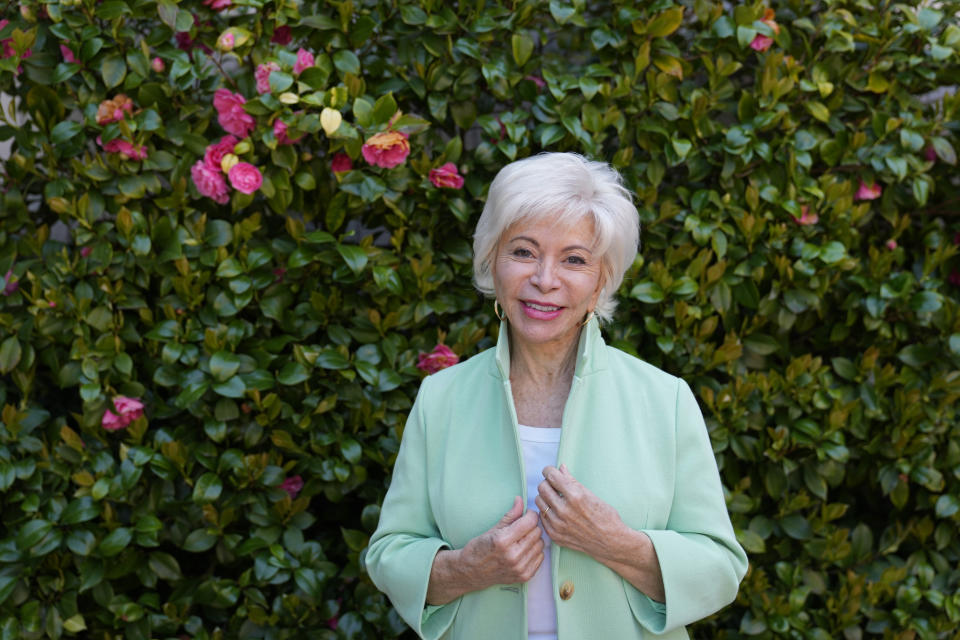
[472,153,639,322]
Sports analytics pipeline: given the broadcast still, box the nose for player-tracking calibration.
[530,259,559,291]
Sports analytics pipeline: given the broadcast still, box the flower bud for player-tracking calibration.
[217,32,235,52]
[20,4,36,21]
[232,139,252,155]
[320,108,342,136]
[220,153,239,173]
[279,92,299,105]
[152,57,164,73]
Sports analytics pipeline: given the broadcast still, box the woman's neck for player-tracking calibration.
[508,327,581,387]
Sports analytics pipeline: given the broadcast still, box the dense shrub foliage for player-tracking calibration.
[1,0,959,637]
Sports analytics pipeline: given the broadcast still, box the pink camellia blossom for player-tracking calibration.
[102,410,126,431]
[855,179,882,201]
[925,145,937,163]
[886,239,897,250]
[217,31,234,51]
[750,8,779,52]
[256,61,280,94]
[60,45,77,64]
[417,344,459,375]
[213,89,255,138]
[293,48,314,74]
[280,475,304,499]
[98,137,147,161]
[429,163,465,189]
[331,152,353,173]
[80,246,92,258]
[228,162,263,194]
[950,269,960,287]
[791,205,818,226]
[203,135,239,169]
[202,0,230,10]
[361,131,410,169]
[191,159,230,204]
[2,269,18,296]
[273,119,304,145]
[152,57,164,73]
[271,26,292,45]
[102,396,144,431]
[96,94,134,125]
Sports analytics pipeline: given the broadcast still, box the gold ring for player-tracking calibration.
[541,505,551,516]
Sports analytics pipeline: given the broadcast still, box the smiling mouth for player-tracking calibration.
[524,302,562,312]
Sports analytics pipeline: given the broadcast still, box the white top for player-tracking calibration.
[518,425,561,640]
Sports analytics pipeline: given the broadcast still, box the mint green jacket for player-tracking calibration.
[366,319,748,639]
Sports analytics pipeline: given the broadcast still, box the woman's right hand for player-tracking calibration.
[426,496,544,605]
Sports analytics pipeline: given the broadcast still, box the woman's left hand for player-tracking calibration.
[535,464,629,559]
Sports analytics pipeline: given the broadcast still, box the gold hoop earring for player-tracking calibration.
[493,300,504,321]
[579,310,594,327]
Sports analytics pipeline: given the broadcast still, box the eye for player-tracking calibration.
[565,255,587,265]
[512,247,533,258]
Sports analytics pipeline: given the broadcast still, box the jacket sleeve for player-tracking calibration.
[364,376,460,639]
[626,378,749,634]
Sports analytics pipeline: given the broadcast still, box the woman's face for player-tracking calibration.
[492,216,604,352]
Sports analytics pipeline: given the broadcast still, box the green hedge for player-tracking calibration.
[2,0,959,637]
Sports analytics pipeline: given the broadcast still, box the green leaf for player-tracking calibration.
[66,530,97,556]
[805,101,830,123]
[630,281,664,303]
[780,514,812,540]
[646,6,684,38]
[18,520,53,549]
[909,291,941,313]
[818,241,846,264]
[932,136,956,165]
[0,337,21,374]
[192,472,223,503]
[352,97,373,127]
[183,529,218,552]
[157,0,178,29]
[269,71,295,93]
[101,54,127,89]
[51,120,82,145]
[371,92,398,125]
[336,244,368,274]
[744,334,779,355]
[333,50,361,76]
[211,375,246,398]
[209,351,240,382]
[148,552,183,581]
[61,497,99,525]
[98,527,132,556]
[341,527,368,552]
[511,33,534,66]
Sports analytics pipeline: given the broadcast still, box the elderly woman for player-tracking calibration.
[366,153,747,640]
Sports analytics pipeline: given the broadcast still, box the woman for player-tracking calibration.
[366,153,748,640]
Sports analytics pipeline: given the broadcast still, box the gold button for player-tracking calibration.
[559,580,574,601]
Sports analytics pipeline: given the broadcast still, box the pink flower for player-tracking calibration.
[202,0,230,10]
[280,475,304,498]
[885,239,897,250]
[102,410,126,431]
[361,131,410,169]
[293,48,314,74]
[750,9,779,52]
[331,152,353,173]
[152,57,164,73]
[80,246,92,258]
[213,88,255,138]
[271,26,292,45]
[417,344,459,375]
[855,179,882,201]
[2,269,18,296]
[191,160,230,204]
[525,74,546,90]
[217,31,235,51]
[228,162,263,194]
[327,617,338,630]
[950,270,960,287]
[102,396,144,431]
[925,145,937,163]
[273,119,304,145]
[96,94,134,125]
[99,137,147,161]
[0,19,31,72]
[791,205,818,226]
[60,45,77,64]
[256,62,280,94]
[429,163,465,189]
[203,135,238,168]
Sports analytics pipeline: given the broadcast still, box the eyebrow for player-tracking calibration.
[507,235,593,253]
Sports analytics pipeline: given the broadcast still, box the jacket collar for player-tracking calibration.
[492,316,607,381]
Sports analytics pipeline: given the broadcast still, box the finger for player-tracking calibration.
[542,466,572,494]
[537,477,563,510]
[495,496,524,529]
[534,494,552,516]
